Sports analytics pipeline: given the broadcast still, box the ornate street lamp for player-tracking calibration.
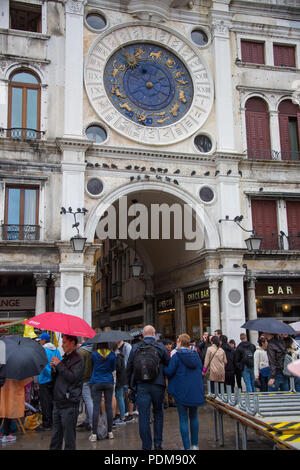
[60,206,88,253]
[219,215,262,251]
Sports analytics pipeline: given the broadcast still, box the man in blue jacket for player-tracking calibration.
[127,325,170,450]
[36,333,62,430]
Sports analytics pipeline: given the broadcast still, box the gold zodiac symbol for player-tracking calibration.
[112,61,126,78]
[149,50,162,60]
[120,102,133,112]
[111,86,125,98]
[170,103,180,116]
[135,47,145,60]
[165,57,175,68]
[178,90,187,103]
[157,116,170,124]
[175,71,184,78]
[137,112,150,122]
[177,79,188,85]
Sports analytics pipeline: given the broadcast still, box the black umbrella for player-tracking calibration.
[1,335,48,380]
[90,330,133,344]
[129,327,143,338]
[241,318,297,336]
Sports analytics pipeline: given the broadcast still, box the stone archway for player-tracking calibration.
[85,180,220,249]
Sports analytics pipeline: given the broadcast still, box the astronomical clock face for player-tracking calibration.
[84,23,213,145]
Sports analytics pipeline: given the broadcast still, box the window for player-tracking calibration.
[286,201,300,249]
[194,134,212,153]
[251,199,278,250]
[85,12,106,31]
[278,100,300,161]
[191,29,208,46]
[86,125,107,143]
[273,44,296,68]
[245,98,271,159]
[241,40,265,64]
[10,1,41,33]
[4,186,40,240]
[8,70,41,139]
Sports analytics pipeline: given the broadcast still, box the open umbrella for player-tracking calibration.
[1,335,48,380]
[23,312,96,338]
[241,318,297,335]
[289,321,300,332]
[89,330,133,344]
[129,327,143,338]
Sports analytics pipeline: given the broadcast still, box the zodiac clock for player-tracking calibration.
[84,23,213,145]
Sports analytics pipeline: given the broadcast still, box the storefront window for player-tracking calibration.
[255,281,300,321]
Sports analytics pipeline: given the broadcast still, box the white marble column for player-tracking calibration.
[209,276,221,333]
[246,276,258,345]
[211,8,235,152]
[83,273,94,326]
[269,110,282,159]
[64,0,85,138]
[51,274,61,312]
[34,273,49,315]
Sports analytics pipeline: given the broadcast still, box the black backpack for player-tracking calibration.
[242,346,254,368]
[133,342,160,383]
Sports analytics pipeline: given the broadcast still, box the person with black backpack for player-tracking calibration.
[235,333,256,392]
[126,325,170,450]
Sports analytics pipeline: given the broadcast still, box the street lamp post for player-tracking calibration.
[60,206,88,253]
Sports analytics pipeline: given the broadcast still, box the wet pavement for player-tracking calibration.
[1,403,274,451]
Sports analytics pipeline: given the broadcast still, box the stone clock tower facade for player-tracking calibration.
[1,0,299,343]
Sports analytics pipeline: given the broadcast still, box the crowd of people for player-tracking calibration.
[0,325,300,450]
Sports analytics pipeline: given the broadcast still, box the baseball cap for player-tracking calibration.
[37,333,51,341]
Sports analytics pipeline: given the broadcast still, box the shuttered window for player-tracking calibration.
[245,98,271,159]
[273,44,296,68]
[278,100,300,161]
[286,201,300,249]
[251,199,278,250]
[241,40,265,64]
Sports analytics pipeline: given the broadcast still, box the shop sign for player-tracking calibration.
[0,297,36,311]
[185,287,210,304]
[256,282,300,298]
[157,297,174,313]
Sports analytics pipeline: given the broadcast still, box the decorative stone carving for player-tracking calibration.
[212,20,231,39]
[64,0,86,16]
[292,89,300,107]
[33,273,50,287]
[126,0,194,22]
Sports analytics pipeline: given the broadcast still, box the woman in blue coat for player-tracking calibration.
[164,334,205,450]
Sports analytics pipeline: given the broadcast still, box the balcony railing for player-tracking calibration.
[256,232,300,251]
[245,149,300,161]
[0,128,45,140]
[2,224,40,241]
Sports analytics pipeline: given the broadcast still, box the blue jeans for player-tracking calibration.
[136,383,165,450]
[268,372,289,392]
[82,382,93,426]
[242,366,256,392]
[176,403,199,450]
[115,387,125,419]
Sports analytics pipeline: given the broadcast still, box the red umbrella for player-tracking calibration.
[23,312,96,338]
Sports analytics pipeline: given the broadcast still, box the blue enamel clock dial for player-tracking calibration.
[104,43,193,127]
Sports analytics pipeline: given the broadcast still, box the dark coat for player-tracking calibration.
[221,343,235,373]
[126,336,170,388]
[267,337,286,379]
[235,341,256,371]
[116,352,128,389]
[164,349,205,407]
[52,350,84,408]
[198,340,209,363]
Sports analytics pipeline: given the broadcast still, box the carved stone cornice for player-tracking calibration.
[64,0,86,15]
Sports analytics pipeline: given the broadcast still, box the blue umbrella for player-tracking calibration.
[241,318,297,335]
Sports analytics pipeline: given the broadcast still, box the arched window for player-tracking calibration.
[8,70,41,139]
[278,100,300,161]
[245,97,271,159]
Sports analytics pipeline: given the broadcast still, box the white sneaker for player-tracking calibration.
[133,410,139,416]
[107,432,114,439]
[1,434,16,443]
[89,433,97,442]
[190,445,199,450]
